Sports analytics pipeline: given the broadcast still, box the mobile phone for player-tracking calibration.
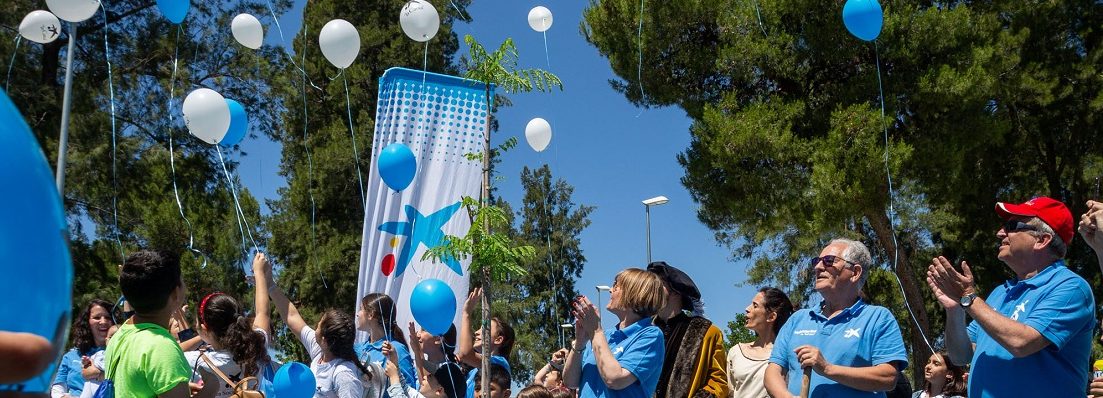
[177,328,198,342]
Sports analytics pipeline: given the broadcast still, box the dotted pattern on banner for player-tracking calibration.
[373,80,489,166]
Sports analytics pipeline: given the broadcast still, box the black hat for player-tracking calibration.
[646,261,701,301]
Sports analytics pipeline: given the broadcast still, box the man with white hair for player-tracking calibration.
[927,196,1095,398]
[647,261,730,398]
[764,238,908,398]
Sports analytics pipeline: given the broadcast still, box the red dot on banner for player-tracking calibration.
[382,254,395,276]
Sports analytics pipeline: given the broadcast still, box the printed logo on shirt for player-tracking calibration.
[844,328,860,339]
[1011,300,1030,321]
[612,346,625,355]
[794,329,817,336]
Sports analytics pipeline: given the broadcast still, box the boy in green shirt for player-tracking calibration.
[104,251,195,398]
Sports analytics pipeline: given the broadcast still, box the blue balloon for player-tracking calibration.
[0,89,72,392]
[410,279,457,336]
[220,99,248,148]
[273,362,316,398]
[842,0,883,42]
[377,143,417,191]
[156,0,189,24]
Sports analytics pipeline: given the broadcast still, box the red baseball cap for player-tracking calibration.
[994,196,1074,243]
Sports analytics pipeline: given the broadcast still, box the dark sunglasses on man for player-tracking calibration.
[1003,220,1039,233]
[810,254,859,270]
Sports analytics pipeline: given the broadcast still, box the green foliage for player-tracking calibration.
[462,35,563,95]
[583,0,1103,384]
[423,196,536,280]
[724,314,757,348]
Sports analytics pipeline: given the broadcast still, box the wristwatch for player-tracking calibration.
[960,292,978,308]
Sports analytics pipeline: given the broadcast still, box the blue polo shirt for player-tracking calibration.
[356,338,418,390]
[578,317,665,398]
[769,299,908,398]
[465,355,510,398]
[965,260,1095,398]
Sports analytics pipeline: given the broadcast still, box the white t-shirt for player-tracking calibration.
[184,328,274,398]
[77,351,107,398]
[727,343,771,398]
[300,326,366,398]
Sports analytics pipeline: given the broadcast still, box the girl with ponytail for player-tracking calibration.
[356,293,418,391]
[186,253,274,398]
[261,256,381,398]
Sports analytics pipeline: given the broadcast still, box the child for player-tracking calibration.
[471,364,511,398]
[516,385,553,398]
[357,293,418,389]
[458,289,514,398]
[261,257,378,398]
[104,250,197,398]
[78,325,119,398]
[382,342,466,398]
[912,351,966,398]
[184,252,275,398]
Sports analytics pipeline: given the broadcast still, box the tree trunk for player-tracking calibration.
[479,84,492,397]
[865,208,932,385]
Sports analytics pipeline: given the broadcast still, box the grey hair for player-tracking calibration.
[830,238,873,287]
[1025,217,1067,258]
[688,298,705,317]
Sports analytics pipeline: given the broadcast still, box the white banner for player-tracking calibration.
[357,67,491,343]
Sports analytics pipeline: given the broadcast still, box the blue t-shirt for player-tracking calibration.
[578,317,665,398]
[769,299,908,398]
[52,347,103,396]
[356,338,418,390]
[465,355,510,398]
[965,261,1095,398]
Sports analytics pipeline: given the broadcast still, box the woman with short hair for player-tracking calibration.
[563,268,668,398]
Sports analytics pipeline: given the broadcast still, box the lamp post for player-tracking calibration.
[642,196,669,264]
[596,285,611,329]
[559,323,574,349]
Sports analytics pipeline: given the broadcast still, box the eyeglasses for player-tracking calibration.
[811,255,859,270]
[1003,220,1039,233]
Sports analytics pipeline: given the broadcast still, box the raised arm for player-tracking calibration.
[262,260,307,336]
[456,288,482,367]
[406,322,429,380]
[1078,200,1103,275]
[251,252,271,335]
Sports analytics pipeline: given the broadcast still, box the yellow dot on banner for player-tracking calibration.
[390,237,399,248]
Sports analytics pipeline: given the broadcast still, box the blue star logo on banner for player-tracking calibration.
[378,201,464,277]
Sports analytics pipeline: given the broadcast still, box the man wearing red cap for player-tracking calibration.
[926,196,1096,398]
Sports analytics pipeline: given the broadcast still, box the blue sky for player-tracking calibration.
[236,0,762,336]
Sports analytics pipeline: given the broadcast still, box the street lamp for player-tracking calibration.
[642,196,669,264]
[596,285,611,329]
[559,323,574,348]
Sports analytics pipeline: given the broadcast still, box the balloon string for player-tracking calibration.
[101,3,125,262]
[422,41,429,87]
[751,0,768,37]
[300,48,327,290]
[165,25,206,268]
[264,0,322,91]
[539,27,564,351]
[216,146,261,253]
[342,74,367,211]
[446,0,472,23]
[874,42,933,355]
[5,35,20,92]
[634,0,645,118]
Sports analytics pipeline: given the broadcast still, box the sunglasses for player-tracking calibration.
[1003,220,1039,233]
[810,254,859,270]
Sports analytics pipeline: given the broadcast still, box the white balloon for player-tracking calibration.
[525,118,552,152]
[182,88,230,145]
[19,11,62,44]
[527,6,553,32]
[45,0,100,23]
[231,14,263,50]
[319,19,360,69]
[400,0,440,43]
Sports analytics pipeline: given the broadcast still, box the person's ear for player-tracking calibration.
[851,265,864,284]
[766,310,777,324]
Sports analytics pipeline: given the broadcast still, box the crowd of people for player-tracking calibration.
[32,196,1103,398]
